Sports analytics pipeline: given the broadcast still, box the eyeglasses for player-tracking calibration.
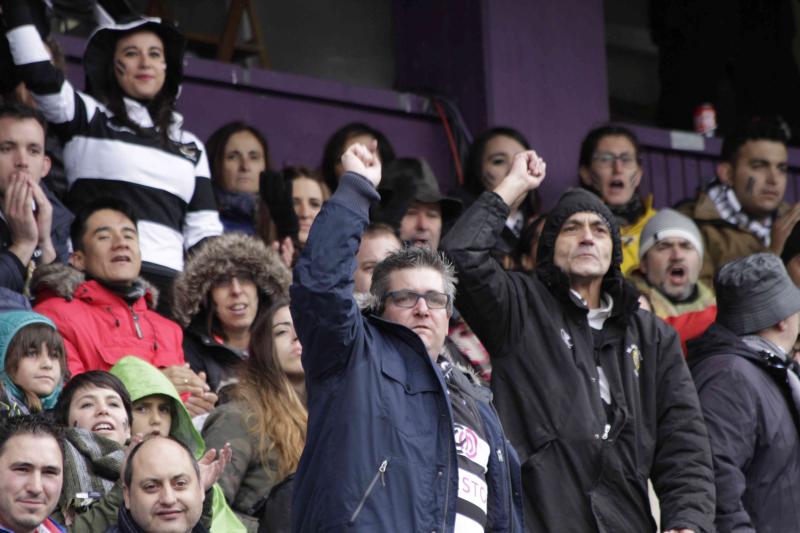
[591,152,639,168]
[384,290,450,309]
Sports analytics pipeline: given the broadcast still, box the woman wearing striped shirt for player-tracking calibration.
[3,4,223,299]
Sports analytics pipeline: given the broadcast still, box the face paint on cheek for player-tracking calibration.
[746,176,756,194]
[114,59,127,77]
[482,171,499,189]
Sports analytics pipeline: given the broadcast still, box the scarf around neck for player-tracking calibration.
[59,428,125,517]
[707,182,773,246]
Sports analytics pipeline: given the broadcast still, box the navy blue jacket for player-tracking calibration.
[290,173,523,532]
[689,324,800,532]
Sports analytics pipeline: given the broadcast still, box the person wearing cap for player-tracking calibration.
[678,117,800,286]
[2,1,223,307]
[688,253,800,532]
[374,157,462,250]
[630,209,717,353]
[443,151,715,532]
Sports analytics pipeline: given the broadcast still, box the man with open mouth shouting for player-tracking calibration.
[630,209,717,353]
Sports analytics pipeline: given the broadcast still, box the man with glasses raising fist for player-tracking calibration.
[578,125,657,274]
[290,141,523,532]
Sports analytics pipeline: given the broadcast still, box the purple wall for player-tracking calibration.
[59,13,796,212]
[59,35,456,188]
[479,0,610,208]
[393,0,610,207]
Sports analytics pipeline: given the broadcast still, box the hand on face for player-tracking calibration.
[770,202,800,255]
[4,172,39,249]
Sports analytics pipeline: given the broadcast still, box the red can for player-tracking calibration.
[693,103,717,137]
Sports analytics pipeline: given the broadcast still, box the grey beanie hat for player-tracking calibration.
[714,253,800,335]
[639,208,704,260]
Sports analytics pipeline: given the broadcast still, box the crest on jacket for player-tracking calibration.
[627,343,642,377]
[560,328,574,349]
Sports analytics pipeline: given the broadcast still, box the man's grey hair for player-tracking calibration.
[366,246,457,315]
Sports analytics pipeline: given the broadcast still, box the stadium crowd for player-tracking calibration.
[1,2,800,533]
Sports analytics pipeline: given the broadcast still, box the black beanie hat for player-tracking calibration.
[536,188,623,269]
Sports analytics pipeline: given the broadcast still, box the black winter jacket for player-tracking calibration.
[688,324,800,533]
[183,322,246,395]
[442,191,715,533]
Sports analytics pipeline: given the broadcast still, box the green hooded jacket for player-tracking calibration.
[110,356,246,533]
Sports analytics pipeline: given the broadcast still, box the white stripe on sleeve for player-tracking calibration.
[7,25,51,65]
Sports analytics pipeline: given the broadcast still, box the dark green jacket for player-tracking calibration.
[202,401,283,532]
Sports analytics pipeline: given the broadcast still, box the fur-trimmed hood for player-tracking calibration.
[171,233,291,328]
[31,263,160,309]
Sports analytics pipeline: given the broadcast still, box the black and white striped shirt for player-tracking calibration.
[7,23,223,272]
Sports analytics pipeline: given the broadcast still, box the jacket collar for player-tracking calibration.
[122,97,184,136]
[369,314,492,403]
[32,263,157,310]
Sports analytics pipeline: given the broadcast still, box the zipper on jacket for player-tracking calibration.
[442,434,452,532]
[490,402,515,532]
[348,458,388,524]
[130,305,143,339]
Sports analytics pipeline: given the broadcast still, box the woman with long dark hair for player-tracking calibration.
[461,126,542,269]
[202,296,307,531]
[4,7,223,297]
[205,121,270,235]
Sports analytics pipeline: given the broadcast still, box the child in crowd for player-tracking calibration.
[110,356,246,533]
[0,311,65,416]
